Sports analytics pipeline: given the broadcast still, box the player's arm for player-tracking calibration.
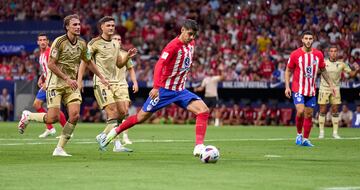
[77,61,86,92]
[284,66,292,98]
[348,63,360,78]
[117,48,138,69]
[319,67,336,95]
[84,59,109,87]
[83,42,109,86]
[194,79,206,92]
[128,67,138,93]
[37,75,46,89]
[149,45,175,99]
[48,57,78,90]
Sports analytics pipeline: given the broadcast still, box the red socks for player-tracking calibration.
[295,115,304,134]
[195,112,209,145]
[59,111,66,128]
[303,117,312,139]
[115,115,138,134]
[37,108,53,130]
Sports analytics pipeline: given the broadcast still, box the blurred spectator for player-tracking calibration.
[339,104,353,128]
[0,88,12,121]
[352,105,360,128]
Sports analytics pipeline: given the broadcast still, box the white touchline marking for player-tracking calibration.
[322,187,360,190]
[0,137,360,146]
[264,155,282,158]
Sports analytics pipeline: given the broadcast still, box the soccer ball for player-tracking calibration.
[200,145,220,163]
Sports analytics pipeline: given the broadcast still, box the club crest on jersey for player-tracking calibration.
[312,59,318,65]
[184,57,191,68]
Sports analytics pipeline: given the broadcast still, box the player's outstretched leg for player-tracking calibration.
[99,114,139,150]
[17,110,31,134]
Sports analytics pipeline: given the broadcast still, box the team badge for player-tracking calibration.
[51,49,58,58]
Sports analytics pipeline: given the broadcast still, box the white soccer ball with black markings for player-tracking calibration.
[200,145,220,163]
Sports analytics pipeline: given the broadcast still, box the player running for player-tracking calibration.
[35,33,67,138]
[17,14,109,156]
[285,30,335,147]
[97,19,210,156]
[318,45,360,139]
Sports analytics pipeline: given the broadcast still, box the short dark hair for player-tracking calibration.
[97,16,115,33]
[37,33,48,39]
[328,44,338,50]
[301,30,313,38]
[63,14,80,31]
[182,19,199,32]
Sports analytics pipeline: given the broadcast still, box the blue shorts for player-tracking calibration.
[292,92,316,108]
[36,89,47,102]
[142,88,201,113]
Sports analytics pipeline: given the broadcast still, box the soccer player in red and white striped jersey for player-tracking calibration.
[98,19,211,156]
[285,31,335,147]
[35,33,67,138]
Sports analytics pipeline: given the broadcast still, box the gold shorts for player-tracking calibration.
[318,90,341,105]
[94,84,130,109]
[46,87,82,108]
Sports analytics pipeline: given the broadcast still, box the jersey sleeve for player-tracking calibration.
[318,52,325,69]
[87,41,97,60]
[126,59,134,69]
[49,38,61,61]
[153,44,176,89]
[81,41,91,62]
[287,52,296,70]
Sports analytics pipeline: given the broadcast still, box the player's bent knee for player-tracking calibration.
[69,113,80,123]
[46,115,59,124]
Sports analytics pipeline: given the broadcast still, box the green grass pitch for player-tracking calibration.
[0,122,360,190]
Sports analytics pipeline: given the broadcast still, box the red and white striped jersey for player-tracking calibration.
[39,47,50,79]
[153,37,195,91]
[287,47,325,96]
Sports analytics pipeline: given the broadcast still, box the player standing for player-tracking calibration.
[112,33,138,145]
[83,16,137,152]
[97,19,210,156]
[35,33,67,138]
[285,31,335,147]
[318,45,359,139]
[17,14,109,156]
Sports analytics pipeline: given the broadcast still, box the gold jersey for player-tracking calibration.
[319,59,352,92]
[116,49,134,88]
[88,37,121,85]
[47,34,90,89]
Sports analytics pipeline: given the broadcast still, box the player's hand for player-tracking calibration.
[100,77,109,87]
[285,87,292,99]
[41,83,47,90]
[133,82,139,93]
[149,88,159,100]
[127,48,137,58]
[331,86,336,97]
[66,78,78,91]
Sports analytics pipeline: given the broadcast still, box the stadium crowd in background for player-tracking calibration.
[0,0,359,124]
[1,0,360,83]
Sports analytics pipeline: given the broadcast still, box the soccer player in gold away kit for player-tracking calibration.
[112,33,139,146]
[80,16,137,152]
[318,45,360,139]
[17,14,109,156]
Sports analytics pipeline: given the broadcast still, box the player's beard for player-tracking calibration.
[303,42,312,50]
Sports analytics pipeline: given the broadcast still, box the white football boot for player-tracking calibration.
[193,144,205,157]
[18,110,30,134]
[52,147,72,157]
[39,128,56,138]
